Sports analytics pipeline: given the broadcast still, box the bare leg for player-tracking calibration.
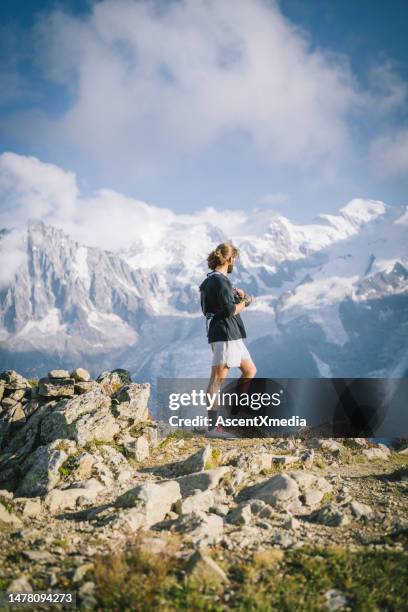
[237,358,257,396]
[206,364,229,429]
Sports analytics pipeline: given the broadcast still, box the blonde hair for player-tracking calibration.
[207,243,239,270]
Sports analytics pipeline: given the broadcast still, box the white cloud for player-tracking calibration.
[0,229,26,288]
[370,129,408,178]
[258,192,289,206]
[23,0,363,175]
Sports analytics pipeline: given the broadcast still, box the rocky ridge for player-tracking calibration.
[0,368,407,609]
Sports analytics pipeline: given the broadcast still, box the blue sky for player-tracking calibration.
[0,0,407,222]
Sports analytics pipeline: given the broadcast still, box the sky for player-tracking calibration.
[0,0,407,223]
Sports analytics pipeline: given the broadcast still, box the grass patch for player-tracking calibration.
[204,448,222,470]
[27,378,38,388]
[128,421,154,438]
[53,538,70,551]
[58,454,79,480]
[159,430,194,448]
[84,440,126,455]
[93,543,408,611]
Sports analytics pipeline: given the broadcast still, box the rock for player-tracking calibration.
[210,503,230,516]
[175,490,215,514]
[74,381,100,395]
[6,576,32,593]
[176,467,231,496]
[14,498,42,518]
[115,383,150,422]
[6,388,26,402]
[0,501,22,526]
[0,370,29,389]
[97,445,133,482]
[0,380,5,401]
[48,369,70,380]
[23,399,42,418]
[45,478,104,513]
[1,397,18,410]
[23,550,55,564]
[79,581,96,609]
[363,447,390,460]
[115,481,181,528]
[250,470,332,512]
[0,489,13,500]
[398,447,408,455]
[250,499,276,520]
[349,501,373,520]
[175,510,224,545]
[8,403,26,425]
[252,473,300,509]
[97,369,132,396]
[271,531,295,548]
[124,436,149,462]
[324,588,350,611]
[17,442,70,496]
[174,446,222,475]
[283,516,301,530]
[311,503,350,527]
[41,390,119,445]
[73,563,93,583]
[72,453,95,480]
[227,503,252,526]
[186,550,228,585]
[71,368,91,382]
[300,449,314,469]
[38,377,75,398]
[302,490,325,506]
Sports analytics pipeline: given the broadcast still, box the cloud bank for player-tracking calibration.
[8,0,392,176]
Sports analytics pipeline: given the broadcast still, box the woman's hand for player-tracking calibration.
[234,288,245,300]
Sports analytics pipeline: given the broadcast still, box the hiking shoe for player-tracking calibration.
[205,426,239,439]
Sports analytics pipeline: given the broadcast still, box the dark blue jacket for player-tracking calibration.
[199,272,247,343]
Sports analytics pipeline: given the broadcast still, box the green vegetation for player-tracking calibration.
[93,544,408,611]
[58,454,79,480]
[83,439,126,455]
[204,448,222,470]
[27,378,38,388]
[159,430,195,448]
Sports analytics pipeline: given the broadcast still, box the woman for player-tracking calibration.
[199,243,256,438]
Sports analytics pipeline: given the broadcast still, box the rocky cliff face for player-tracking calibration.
[0,368,407,609]
[0,199,407,381]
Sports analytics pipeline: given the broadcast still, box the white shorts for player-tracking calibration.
[211,339,253,368]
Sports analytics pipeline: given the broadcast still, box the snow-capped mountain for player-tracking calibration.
[0,198,407,381]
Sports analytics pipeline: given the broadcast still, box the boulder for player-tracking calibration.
[74,381,100,395]
[38,377,75,398]
[0,501,23,527]
[124,436,149,462]
[0,370,29,389]
[13,497,42,518]
[227,503,252,526]
[186,550,228,585]
[40,390,119,445]
[115,383,150,422]
[311,503,350,527]
[363,447,390,460]
[249,470,332,512]
[16,442,69,496]
[174,445,221,475]
[176,467,231,496]
[48,370,70,380]
[97,369,132,396]
[0,380,5,401]
[175,510,224,545]
[71,368,91,382]
[115,480,181,528]
[175,490,215,514]
[45,479,104,513]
